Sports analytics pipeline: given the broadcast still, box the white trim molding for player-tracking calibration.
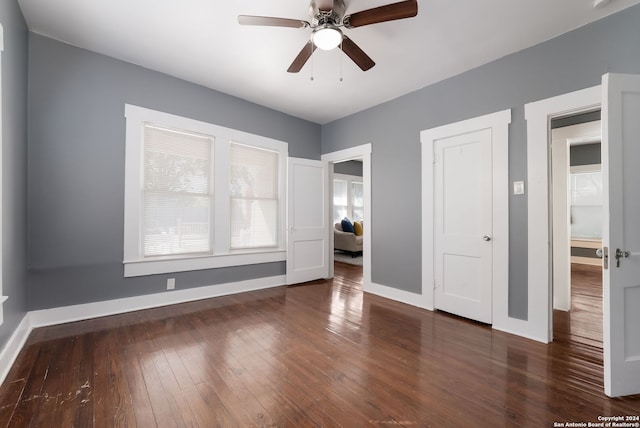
[420,110,512,330]
[524,85,601,343]
[0,274,285,386]
[322,144,372,292]
[0,313,31,386]
[321,143,375,294]
[123,104,288,277]
[368,282,426,309]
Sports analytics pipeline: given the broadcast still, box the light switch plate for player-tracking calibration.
[513,181,525,195]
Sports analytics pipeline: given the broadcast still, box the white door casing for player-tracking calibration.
[434,129,493,324]
[322,144,372,291]
[551,121,602,312]
[601,73,640,397]
[286,158,329,284]
[421,109,511,330]
[525,75,640,397]
[525,85,601,344]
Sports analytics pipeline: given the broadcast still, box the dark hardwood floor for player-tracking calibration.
[0,262,638,427]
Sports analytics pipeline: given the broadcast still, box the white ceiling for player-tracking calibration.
[17,0,640,124]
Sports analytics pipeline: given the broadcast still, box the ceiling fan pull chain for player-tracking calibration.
[310,36,315,81]
[339,38,344,82]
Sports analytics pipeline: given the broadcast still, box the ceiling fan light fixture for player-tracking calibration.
[312,25,343,50]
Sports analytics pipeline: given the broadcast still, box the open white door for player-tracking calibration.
[434,129,493,324]
[287,158,329,285]
[602,73,640,397]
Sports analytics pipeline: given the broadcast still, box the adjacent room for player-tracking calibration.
[1,0,640,425]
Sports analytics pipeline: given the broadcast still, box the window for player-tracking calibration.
[230,143,279,249]
[124,105,287,277]
[351,181,364,221]
[570,165,603,239]
[333,179,348,223]
[332,174,363,223]
[143,124,213,257]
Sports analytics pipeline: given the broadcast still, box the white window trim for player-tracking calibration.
[0,23,7,325]
[124,104,287,277]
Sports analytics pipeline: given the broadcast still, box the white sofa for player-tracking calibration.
[334,222,363,256]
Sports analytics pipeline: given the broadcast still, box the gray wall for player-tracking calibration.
[27,34,321,310]
[334,160,363,176]
[571,143,601,166]
[16,4,640,319]
[0,3,28,347]
[321,5,640,319]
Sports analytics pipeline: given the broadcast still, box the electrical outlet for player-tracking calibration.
[167,278,175,290]
[513,181,525,195]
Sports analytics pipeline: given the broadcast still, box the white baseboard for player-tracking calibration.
[29,275,286,328]
[0,313,33,386]
[0,275,285,385]
[493,318,550,344]
[365,282,428,309]
[367,282,551,344]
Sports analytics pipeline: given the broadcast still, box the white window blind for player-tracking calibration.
[333,179,348,223]
[570,170,603,239]
[333,175,363,223]
[143,124,213,256]
[230,143,279,249]
[351,181,364,221]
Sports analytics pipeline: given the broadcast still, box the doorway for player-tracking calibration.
[321,144,372,290]
[550,113,603,346]
[526,75,640,397]
[332,161,364,268]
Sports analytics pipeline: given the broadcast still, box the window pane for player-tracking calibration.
[352,181,363,207]
[231,143,278,198]
[333,206,347,224]
[230,143,280,249]
[570,172,602,206]
[143,193,211,256]
[334,180,347,206]
[571,206,602,239]
[143,124,213,257]
[231,199,278,248]
[144,125,211,194]
[570,171,602,239]
[352,208,364,222]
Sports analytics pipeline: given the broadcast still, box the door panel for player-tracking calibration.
[602,73,640,397]
[434,129,493,324]
[287,158,329,284]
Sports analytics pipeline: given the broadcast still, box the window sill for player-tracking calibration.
[123,250,286,277]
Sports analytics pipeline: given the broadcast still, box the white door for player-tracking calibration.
[286,157,329,284]
[601,73,640,397]
[434,129,493,324]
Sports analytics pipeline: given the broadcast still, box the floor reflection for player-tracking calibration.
[5,263,639,427]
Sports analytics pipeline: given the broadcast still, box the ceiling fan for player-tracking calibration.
[238,0,418,73]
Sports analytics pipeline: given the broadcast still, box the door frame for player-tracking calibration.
[551,121,602,313]
[420,109,511,330]
[322,144,372,290]
[524,85,601,343]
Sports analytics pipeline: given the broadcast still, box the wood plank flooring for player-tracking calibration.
[0,262,638,427]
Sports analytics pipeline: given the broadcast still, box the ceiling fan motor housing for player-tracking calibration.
[310,0,346,25]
